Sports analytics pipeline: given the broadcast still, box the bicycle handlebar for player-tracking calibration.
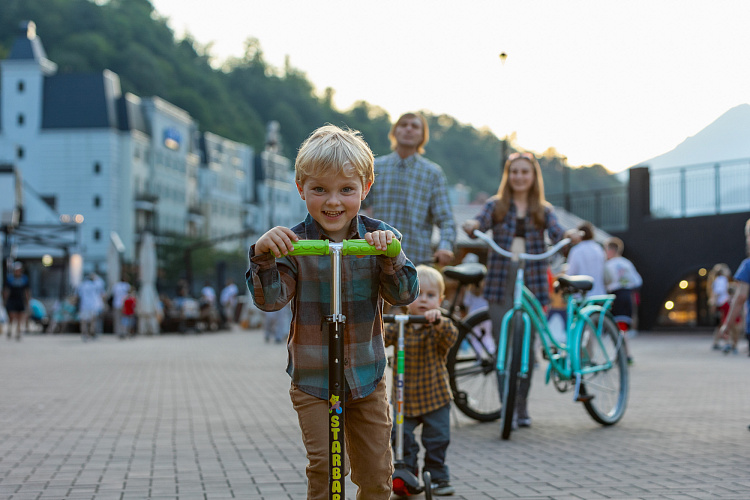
[282,238,401,258]
[472,230,570,261]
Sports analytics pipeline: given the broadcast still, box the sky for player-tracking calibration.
[149,0,750,173]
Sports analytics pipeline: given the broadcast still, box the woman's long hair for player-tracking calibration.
[493,152,549,227]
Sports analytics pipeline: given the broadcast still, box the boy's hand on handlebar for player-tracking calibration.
[424,308,442,323]
[365,230,394,252]
[256,226,299,257]
[462,220,480,237]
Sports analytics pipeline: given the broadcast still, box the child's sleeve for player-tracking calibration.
[432,316,459,356]
[383,323,397,347]
[246,244,297,311]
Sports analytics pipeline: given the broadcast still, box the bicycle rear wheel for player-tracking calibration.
[447,309,500,422]
[578,312,629,425]
[500,311,524,440]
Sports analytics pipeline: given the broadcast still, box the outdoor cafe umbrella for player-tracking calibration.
[137,232,160,335]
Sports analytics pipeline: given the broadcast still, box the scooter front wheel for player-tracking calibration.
[423,471,432,500]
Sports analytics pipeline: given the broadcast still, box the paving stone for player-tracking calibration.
[1,328,749,499]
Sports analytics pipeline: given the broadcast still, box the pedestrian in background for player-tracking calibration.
[77,272,105,341]
[220,278,239,325]
[604,236,642,364]
[3,262,30,341]
[567,221,607,296]
[110,276,131,336]
[719,218,750,357]
[364,112,456,267]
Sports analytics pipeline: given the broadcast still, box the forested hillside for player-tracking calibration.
[0,0,621,200]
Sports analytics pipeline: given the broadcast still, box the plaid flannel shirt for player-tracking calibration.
[364,152,456,265]
[384,316,458,417]
[247,213,419,401]
[472,199,565,306]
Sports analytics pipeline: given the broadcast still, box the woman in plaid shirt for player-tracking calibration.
[463,152,575,429]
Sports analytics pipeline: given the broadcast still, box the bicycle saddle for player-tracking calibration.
[443,262,487,285]
[555,274,594,292]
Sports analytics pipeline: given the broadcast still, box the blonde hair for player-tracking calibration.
[605,237,625,256]
[493,152,549,227]
[388,112,430,154]
[295,125,374,188]
[416,264,445,297]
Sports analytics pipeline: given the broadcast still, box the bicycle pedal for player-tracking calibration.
[576,394,594,403]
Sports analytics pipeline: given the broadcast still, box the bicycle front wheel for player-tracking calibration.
[447,309,500,422]
[500,311,524,440]
[578,312,629,425]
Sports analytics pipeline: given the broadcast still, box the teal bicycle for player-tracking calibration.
[471,230,629,440]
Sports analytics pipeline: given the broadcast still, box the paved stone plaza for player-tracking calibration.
[0,328,748,499]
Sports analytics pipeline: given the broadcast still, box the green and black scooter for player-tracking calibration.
[385,314,433,499]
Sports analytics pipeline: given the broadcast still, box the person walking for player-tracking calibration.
[719,218,750,357]
[3,262,30,341]
[77,272,105,341]
[567,221,607,296]
[364,112,456,267]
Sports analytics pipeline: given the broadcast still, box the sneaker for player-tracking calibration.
[432,480,455,496]
[712,343,721,351]
[517,415,532,427]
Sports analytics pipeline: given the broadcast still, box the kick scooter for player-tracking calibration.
[384,314,433,499]
[283,238,401,500]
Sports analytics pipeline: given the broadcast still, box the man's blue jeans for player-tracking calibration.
[393,403,451,483]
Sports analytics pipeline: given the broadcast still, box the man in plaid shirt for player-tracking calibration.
[365,112,456,267]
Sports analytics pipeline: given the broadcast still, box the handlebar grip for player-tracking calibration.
[343,239,401,258]
[383,314,430,324]
[287,240,330,256]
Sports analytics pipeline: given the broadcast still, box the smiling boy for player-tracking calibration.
[247,125,419,500]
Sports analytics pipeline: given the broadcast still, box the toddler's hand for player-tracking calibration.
[424,308,442,324]
[365,230,394,252]
[256,227,299,258]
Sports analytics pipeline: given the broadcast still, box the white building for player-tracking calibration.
[0,21,277,280]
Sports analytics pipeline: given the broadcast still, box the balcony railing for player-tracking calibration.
[650,158,750,218]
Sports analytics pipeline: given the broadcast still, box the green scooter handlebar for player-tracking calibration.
[284,238,401,258]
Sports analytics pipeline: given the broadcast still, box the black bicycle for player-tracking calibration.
[442,262,500,422]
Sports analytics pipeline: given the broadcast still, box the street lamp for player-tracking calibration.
[499,52,509,178]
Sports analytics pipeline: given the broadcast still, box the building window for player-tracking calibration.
[16,146,24,159]
[94,195,101,208]
[94,229,101,241]
[94,162,101,174]
[17,81,24,93]
[17,114,24,126]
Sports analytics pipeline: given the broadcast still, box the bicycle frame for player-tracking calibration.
[473,230,618,401]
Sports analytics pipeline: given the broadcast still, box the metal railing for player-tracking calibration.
[547,186,628,232]
[650,158,750,218]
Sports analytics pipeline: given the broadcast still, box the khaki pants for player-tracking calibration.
[290,378,394,500]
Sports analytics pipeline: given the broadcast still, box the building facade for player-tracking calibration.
[0,21,303,283]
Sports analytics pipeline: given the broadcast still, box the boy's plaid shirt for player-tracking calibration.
[473,199,565,306]
[384,316,458,416]
[365,152,456,265]
[247,214,419,401]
